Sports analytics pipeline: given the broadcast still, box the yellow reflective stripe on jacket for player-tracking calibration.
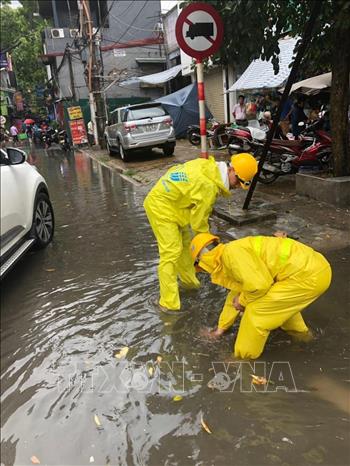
[253,236,263,257]
[279,238,293,264]
[252,236,292,264]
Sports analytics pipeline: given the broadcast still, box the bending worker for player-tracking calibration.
[190,233,332,359]
[144,154,258,312]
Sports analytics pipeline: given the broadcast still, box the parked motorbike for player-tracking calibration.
[257,122,332,184]
[42,128,59,148]
[58,130,71,151]
[187,118,229,149]
[226,124,268,155]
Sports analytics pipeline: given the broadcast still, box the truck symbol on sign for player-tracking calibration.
[186,22,214,40]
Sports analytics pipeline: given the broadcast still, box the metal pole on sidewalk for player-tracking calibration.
[196,59,208,159]
[243,0,321,210]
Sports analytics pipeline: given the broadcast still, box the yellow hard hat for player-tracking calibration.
[231,153,258,190]
[190,233,220,264]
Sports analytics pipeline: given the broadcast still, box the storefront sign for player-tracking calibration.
[69,119,88,145]
[67,106,83,120]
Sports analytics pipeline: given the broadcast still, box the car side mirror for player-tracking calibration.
[7,147,26,165]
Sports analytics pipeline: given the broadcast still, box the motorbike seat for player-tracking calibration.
[272,138,307,148]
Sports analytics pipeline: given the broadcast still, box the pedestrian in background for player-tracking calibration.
[291,98,308,138]
[10,123,19,145]
[232,95,248,126]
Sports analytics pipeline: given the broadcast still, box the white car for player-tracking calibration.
[0,147,54,278]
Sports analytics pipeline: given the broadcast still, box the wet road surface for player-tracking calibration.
[1,147,350,465]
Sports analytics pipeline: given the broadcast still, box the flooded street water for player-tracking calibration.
[1,148,349,466]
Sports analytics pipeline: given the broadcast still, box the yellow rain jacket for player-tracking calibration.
[144,157,230,310]
[199,236,332,359]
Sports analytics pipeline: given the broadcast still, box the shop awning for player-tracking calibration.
[119,64,182,87]
[227,38,298,92]
[289,72,332,95]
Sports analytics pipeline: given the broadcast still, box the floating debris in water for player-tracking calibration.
[173,395,183,402]
[282,437,294,445]
[114,347,129,359]
[251,374,267,385]
[89,456,95,463]
[31,456,40,464]
[201,414,212,434]
[94,414,102,428]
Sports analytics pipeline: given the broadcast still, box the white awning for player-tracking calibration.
[227,38,298,92]
[289,72,332,95]
[119,64,182,87]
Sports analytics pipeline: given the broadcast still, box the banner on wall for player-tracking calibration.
[69,119,88,145]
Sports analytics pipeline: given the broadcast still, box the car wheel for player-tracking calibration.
[31,192,55,249]
[163,144,175,157]
[119,143,130,162]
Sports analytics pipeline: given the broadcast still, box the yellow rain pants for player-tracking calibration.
[201,236,332,359]
[144,157,230,310]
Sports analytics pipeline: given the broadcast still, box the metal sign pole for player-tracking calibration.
[196,59,208,159]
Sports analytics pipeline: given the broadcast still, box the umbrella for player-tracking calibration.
[24,118,35,125]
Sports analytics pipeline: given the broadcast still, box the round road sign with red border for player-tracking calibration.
[175,2,224,61]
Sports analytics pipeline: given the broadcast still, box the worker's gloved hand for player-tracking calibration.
[199,327,225,340]
[274,230,288,238]
[233,295,245,312]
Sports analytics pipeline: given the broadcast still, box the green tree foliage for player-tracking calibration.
[183,0,350,176]
[0,1,48,94]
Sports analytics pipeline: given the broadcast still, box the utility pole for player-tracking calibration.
[66,46,76,102]
[79,0,106,148]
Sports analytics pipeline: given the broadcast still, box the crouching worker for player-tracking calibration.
[144,154,258,313]
[190,233,332,359]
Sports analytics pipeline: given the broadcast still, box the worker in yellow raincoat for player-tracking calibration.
[144,154,258,312]
[190,232,332,359]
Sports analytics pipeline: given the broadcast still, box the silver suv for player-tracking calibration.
[105,103,176,161]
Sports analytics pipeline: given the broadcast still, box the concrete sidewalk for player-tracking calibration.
[82,141,350,252]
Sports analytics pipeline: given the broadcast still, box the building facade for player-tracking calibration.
[39,0,166,118]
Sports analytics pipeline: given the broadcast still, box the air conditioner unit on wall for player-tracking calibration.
[51,28,64,39]
[70,29,79,38]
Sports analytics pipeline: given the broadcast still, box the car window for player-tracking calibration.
[126,106,167,121]
[112,112,119,124]
[0,149,7,165]
[120,109,126,122]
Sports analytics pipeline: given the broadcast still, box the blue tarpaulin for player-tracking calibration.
[155,83,212,138]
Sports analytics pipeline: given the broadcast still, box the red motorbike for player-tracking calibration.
[257,125,332,184]
[187,118,229,149]
[226,124,268,155]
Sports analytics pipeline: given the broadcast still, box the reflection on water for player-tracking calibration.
[1,148,349,465]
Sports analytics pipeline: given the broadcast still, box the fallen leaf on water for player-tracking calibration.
[251,374,267,385]
[45,268,56,272]
[173,395,183,402]
[31,456,40,464]
[94,414,102,427]
[200,414,212,434]
[156,356,162,364]
[114,347,129,359]
[148,366,154,377]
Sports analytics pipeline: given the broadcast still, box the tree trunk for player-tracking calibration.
[330,12,350,177]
